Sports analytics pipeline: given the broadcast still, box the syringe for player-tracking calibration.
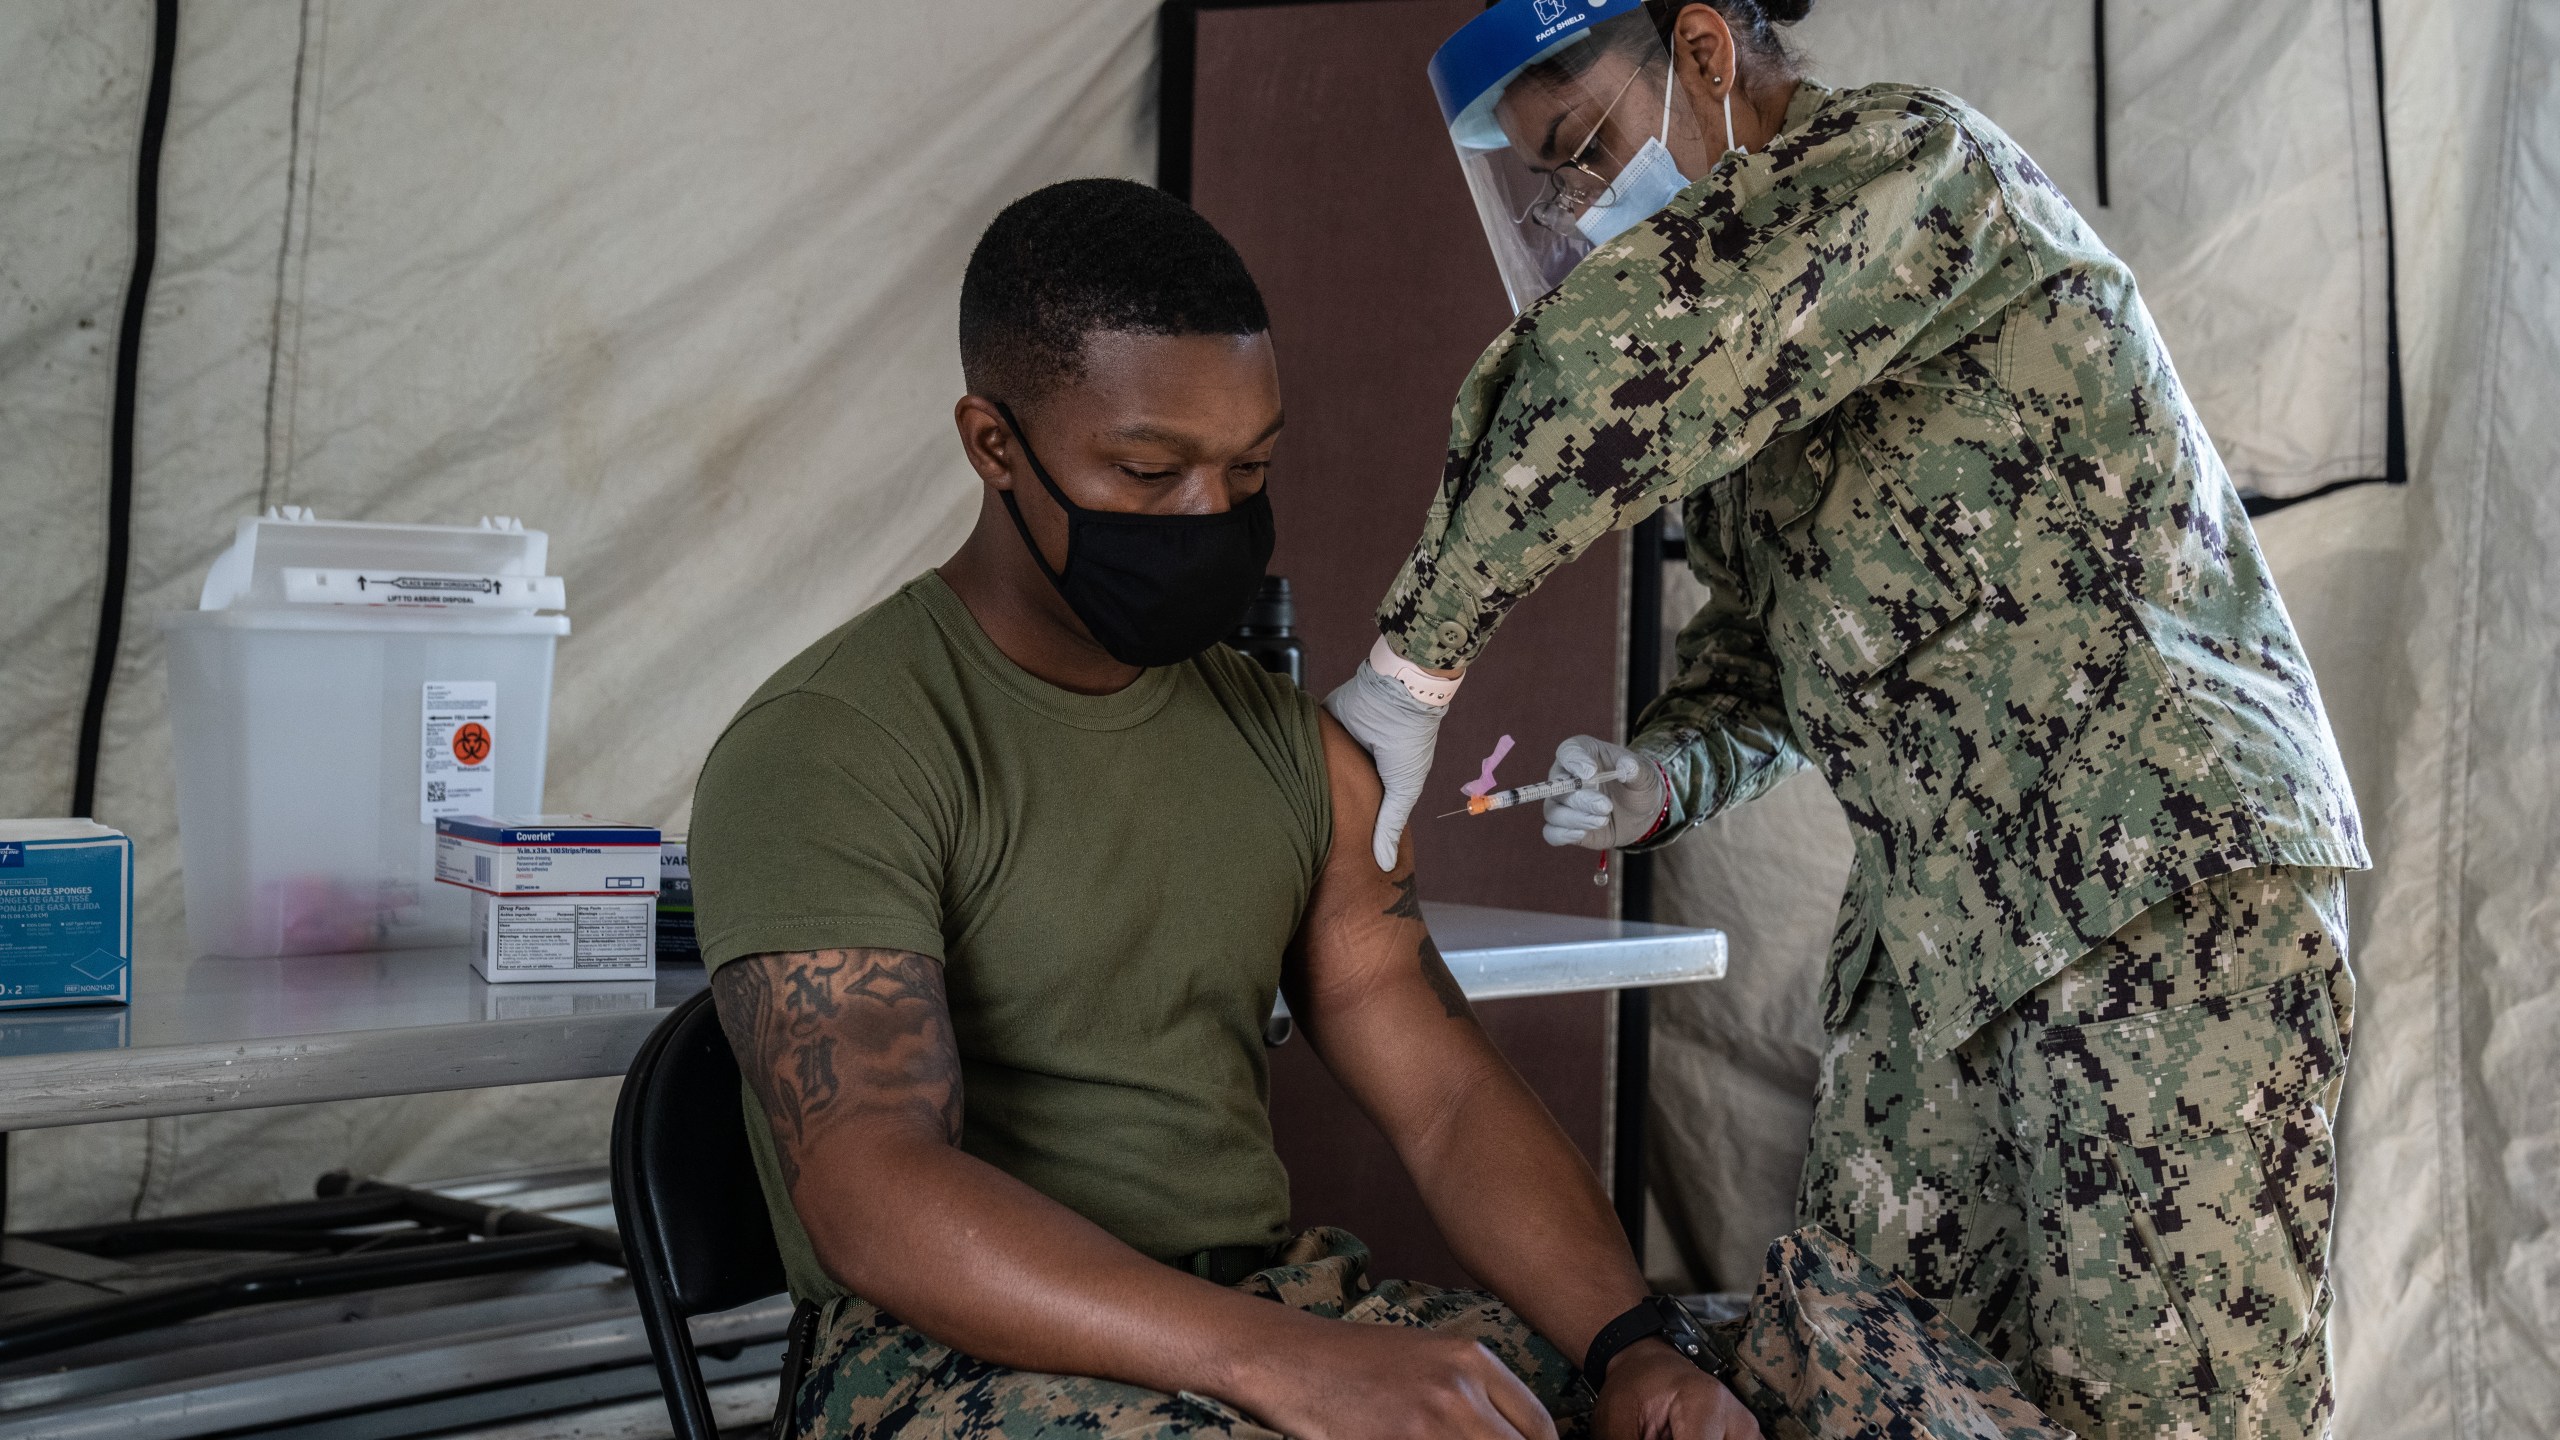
[1438,757,1639,818]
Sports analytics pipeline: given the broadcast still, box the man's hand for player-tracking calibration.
[1235,1324,1559,1440]
[1591,1343,1761,1440]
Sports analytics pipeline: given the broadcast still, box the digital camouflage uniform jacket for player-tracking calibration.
[1378,81,2368,1060]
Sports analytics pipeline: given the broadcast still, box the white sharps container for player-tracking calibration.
[163,507,570,957]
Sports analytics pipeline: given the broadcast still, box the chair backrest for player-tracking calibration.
[615,988,789,1316]
[616,989,807,1440]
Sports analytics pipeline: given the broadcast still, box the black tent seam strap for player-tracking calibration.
[73,0,179,820]
[2240,474,2395,519]
[2092,0,2109,207]
[259,0,316,510]
[2367,0,2408,487]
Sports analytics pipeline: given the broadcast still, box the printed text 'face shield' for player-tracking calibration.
[1429,0,1705,312]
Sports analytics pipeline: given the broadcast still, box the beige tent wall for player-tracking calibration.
[2327,0,2560,1432]
[1782,0,2396,501]
[5,2,2555,1430]
[2,0,1158,1224]
[0,7,154,825]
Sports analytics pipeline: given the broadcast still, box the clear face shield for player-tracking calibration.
[1429,1,1715,312]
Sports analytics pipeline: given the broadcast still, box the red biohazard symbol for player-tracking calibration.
[451,722,492,766]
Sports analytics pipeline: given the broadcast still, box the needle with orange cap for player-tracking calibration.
[1436,756,1639,819]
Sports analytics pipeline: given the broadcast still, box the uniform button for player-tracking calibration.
[1436,621,1469,652]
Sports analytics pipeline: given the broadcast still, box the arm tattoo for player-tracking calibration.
[712,948,962,1191]
[1385,873,1471,1020]
[1384,872,1425,922]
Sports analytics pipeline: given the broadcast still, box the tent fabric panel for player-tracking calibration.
[76,0,1158,937]
[3,1077,625,1229]
[1645,757,1844,1293]
[1786,0,2392,498]
[11,0,1159,1225]
[92,2,311,889]
[2332,0,2560,1432]
[0,4,155,820]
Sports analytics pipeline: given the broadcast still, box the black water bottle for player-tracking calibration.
[1227,575,1305,686]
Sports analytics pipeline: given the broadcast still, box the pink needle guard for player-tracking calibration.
[1461,734,1515,798]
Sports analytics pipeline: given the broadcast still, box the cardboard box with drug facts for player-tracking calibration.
[433,816,660,983]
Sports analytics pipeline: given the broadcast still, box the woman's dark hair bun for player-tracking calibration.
[1760,0,1814,24]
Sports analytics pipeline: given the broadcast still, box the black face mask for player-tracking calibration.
[992,400,1276,669]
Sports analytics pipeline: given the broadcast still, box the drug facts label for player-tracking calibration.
[490,899,651,971]
[422,681,497,822]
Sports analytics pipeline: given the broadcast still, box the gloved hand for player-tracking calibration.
[1323,660,1450,871]
[1541,735,1667,851]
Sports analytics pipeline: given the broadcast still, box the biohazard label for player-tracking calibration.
[422,681,497,822]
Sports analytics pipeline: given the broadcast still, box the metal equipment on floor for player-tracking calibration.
[0,1167,789,1440]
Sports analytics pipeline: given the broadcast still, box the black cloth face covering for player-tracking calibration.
[992,399,1276,669]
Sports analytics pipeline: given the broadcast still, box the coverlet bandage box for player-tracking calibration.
[434,816,660,982]
[435,815,661,895]
[0,820,134,1009]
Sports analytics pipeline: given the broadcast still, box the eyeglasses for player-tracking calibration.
[1515,65,1648,235]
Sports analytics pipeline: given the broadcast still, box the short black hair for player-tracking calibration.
[959,179,1270,406]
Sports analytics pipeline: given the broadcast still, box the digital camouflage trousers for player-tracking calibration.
[1801,865,2355,1440]
[780,1225,2068,1439]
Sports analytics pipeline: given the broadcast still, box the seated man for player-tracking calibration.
[691,180,2056,1440]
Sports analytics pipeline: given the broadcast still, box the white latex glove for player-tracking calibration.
[1322,659,1450,871]
[1541,735,1667,850]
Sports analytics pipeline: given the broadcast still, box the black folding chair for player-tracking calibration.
[613,989,821,1440]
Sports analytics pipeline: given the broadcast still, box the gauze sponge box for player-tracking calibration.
[0,821,134,1009]
[434,816,658,983]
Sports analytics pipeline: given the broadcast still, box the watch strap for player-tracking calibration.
[1583,1294,1709,1391]
[1367,635,1462,708]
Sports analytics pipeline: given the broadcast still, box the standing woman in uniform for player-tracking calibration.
[1322,1,2369,1435]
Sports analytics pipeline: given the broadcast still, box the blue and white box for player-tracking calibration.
[0,820,134,1010]
[434,816,659,983]
[434,815,661,897]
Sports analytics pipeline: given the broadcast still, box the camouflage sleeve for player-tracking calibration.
[1377,101,2045,670]
[1626,485,1806,847]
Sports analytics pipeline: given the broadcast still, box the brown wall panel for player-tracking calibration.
[1188,0,1623,919]
[1179,0,1629,1285]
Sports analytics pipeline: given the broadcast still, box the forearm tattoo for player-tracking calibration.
[1386,873,1471,1020]
[712,948,962,1190]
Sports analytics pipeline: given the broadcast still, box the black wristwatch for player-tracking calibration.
[1582,1294,1710,1390]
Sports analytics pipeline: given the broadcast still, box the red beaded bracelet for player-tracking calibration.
[1633,755,1673,845]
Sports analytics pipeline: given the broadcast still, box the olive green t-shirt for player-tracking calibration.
[689,572,1330,1303]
